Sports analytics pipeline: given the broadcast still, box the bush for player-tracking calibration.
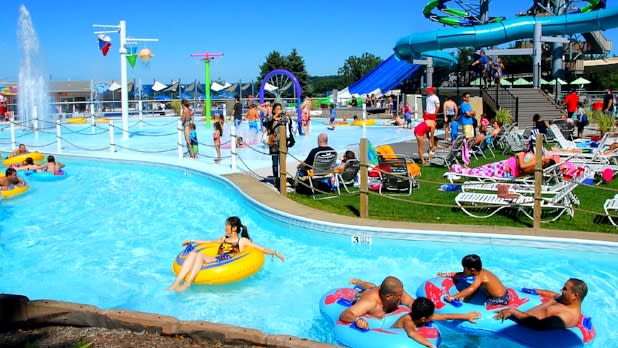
[495,108,513,125]
[170,100,181,116]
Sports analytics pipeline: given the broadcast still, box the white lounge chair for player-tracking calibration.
[603,194,618,227]
[455,179,579,222]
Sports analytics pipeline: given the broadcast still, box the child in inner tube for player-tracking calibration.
[0,167,25,190]
[167,216,285,292]
[37,155,65,175]
[392,297,480,348]
[438,254,511,306]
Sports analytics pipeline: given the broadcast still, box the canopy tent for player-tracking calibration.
[184,81,205,94]
[499,78,512,86]
[151,81,168,92]
[108,81,122,91]
[211,82,226,92]
[470,77,482,86]
[570,77,591,85]
[512,78,532,86]
[548,78,567,85]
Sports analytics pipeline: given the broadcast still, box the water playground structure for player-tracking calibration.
[343,0,618,98]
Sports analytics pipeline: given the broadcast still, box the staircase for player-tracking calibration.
[507,88,564,129]
[582,31,612,54]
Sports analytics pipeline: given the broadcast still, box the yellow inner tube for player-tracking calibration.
[0,173,29,199]
[66,117,87,124]
[352,119,376,126]
[172,242,265,284]
[66,117,111,124]
[2,152,45,166]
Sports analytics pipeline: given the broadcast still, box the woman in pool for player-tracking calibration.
[38,155,65,174]
[167,216,285,292]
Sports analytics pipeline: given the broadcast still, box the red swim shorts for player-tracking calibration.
[423,112,437,121]
[414,121,429,137]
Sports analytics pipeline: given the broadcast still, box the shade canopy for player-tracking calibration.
[570,77,591,85]
[512,78,532,86]
[540,78,551,85]
[470,77,482,86]
[548,78,568,85]
[499,78,512,86]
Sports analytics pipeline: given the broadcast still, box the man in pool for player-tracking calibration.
[392,297,480,347]
[493,278,587,330]
[339,276,415,330]
[439,254,510,306]
[0,168,25,189]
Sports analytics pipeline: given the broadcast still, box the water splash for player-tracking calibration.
[17,5,49,129]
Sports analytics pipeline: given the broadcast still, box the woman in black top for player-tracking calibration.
[532,113,549,134]
[263,103,290,188]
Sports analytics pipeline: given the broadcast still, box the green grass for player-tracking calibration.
[288,154,618,234]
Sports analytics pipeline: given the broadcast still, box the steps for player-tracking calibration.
[507,88,564,129]
[582,31,612,54]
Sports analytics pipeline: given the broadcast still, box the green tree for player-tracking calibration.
[257,51,288,83]
[309,75,346,95]
[457,47,474,70]
[337,53,382,87]
[286,49,312,95]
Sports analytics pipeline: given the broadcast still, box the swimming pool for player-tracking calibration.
[1,158,616,347]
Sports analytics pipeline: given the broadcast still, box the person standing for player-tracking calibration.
[232,96,243,128]
[264,103,290,189]
[471,50,490,89]
[443,96,459,141]
[603,88,614,117]
[180,100,194,155]
[493,57,505,87]
[459,93,476,139]
[563,88,579,119]
[301,96,311,135]
[424,87,440,154]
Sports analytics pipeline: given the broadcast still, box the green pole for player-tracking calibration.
[204,59,211,128]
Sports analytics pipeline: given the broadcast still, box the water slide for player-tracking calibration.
[394,6,618,61]
[347,50,457,96]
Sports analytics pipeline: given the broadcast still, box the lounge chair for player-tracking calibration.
[376,154,416,195]
[429,136,466,167]
[455,178,579,222]
[335,159,360,194]
[603,194,618,227]
[295,150,338,199]
[549,124,576,150]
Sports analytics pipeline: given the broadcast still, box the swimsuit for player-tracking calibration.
[486,291,511,306]
[414,121,429,137]
[216,239,240,261]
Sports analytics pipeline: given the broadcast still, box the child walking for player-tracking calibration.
[213,121,223,163]
[189,123,199,159]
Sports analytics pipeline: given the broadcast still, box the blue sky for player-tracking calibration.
[1,0,618,84]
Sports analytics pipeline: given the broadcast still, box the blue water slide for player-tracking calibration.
[348,50,457,95]
[394,7,618,60]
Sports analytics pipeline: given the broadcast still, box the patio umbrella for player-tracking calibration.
[548,78,567,85]
[499,78,512,86]
[570,77,591,85]
[540,78,551,85]
[512,78,532,86]
[470,77,482,86]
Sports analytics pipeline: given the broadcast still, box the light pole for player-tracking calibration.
[93,21,158,140]
[190,52,223,128]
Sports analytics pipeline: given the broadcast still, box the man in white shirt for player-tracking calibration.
[424,87,440,154]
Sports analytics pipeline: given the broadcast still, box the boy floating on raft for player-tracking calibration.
[438,254,511,306]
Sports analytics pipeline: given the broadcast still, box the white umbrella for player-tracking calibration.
[512,78,532,86]
[548,78,567,85]
[570,77,591,85]
[470,77,482,86]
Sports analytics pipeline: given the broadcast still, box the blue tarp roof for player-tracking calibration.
[348,54,421,95]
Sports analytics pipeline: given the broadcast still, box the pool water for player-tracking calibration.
[0,118,420,170]
[1,158,617,347]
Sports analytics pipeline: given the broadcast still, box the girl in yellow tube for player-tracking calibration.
[167,216,285,292]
